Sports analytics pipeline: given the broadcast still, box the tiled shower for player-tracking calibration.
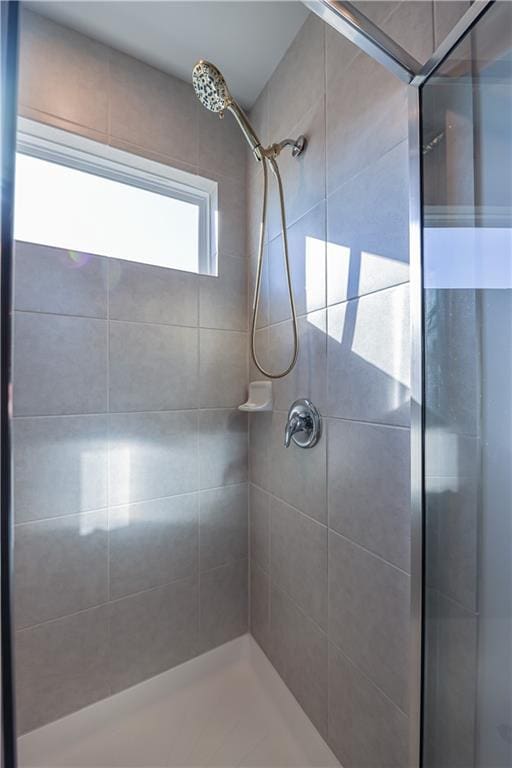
[11,3,474,767]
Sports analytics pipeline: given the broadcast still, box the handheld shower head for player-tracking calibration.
[192,60,232,113]
[192,59,262,159]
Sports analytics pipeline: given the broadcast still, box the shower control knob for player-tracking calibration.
[284,399,321,449]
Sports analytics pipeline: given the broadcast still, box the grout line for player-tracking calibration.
[13,405,247,420]
[248,479,410,577]
[14,482,249,528]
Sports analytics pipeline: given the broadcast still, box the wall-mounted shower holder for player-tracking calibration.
[262,135,307,159]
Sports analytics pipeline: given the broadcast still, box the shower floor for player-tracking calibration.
[18,635,339,768]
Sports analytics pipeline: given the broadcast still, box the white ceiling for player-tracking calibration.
[24,1,310,107]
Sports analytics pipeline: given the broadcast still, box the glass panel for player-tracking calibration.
[14,153,201,272]
[422,2,512,766]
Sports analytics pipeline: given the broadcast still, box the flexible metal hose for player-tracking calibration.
[250,154,299,379]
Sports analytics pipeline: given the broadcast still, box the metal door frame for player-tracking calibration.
[305,2,496,765]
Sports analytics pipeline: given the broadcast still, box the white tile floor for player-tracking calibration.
[18,635,339,768]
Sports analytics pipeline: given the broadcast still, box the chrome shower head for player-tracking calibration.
[192,60,232,113]
[192,59,262,159]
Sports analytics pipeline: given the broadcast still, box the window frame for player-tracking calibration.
[16,117,218,275]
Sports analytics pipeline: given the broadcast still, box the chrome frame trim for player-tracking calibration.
[411,0,495,86]
[408,83,424,768]
[304,0,420,83]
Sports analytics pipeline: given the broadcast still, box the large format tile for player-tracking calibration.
[199,329,247,408]
[218,174,247,260]
[19,10,109,133]
[433,0,470,48]
[16,606,110,734]
[328,643,408,768]
[198,107,247,181]
[327,283,410,425]
[13,312,107,416]
[380,0,434,64]
[326,141,409,306]
[250,562,271,654]
[270,310,327,413]
[109,50,198,164]
[199,255,247,331]
[200,560,248,650]
[109,493,199,600]
[13,415,108,523]
[326,47,407,195]
[108,410,198,506]
[109,321,198,412]
[328,531,409,711]
[271,497,327,629]
[328,419,410,570]
[109,577,199,693]
[15,510,108,630]
[267,98,326,242]
[270,411,327,524]
[198,409,248,490]
[269,586,328,738]
[109,259,198,327]
[269,200,326,324]
[249,412,272,492]
[267,13,325,141]
[200,484,248,571]
[14,242,108,318]
[249,484,270,571]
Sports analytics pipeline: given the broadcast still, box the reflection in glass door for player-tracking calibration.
[421,2,512,766]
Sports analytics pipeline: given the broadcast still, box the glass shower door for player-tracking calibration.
[421,2,512,766]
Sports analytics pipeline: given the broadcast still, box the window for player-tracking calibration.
[14,119,218,274]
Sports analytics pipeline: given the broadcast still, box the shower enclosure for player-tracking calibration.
[1,1,511,766]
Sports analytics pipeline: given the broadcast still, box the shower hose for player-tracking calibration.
[251,153,299,379]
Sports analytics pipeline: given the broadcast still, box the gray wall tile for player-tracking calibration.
[198,409,248,490]
[199,255,247,331]
[433,0,470,48]
[267,13,325,140]
[269,586,328,738]
[109,258,198,327]
[270,311,327,413]
[109,321,198,412]
[109,410,198,506]
[329,531,409,711]
[200,484,248,571]
[15,510,108,630]
[14,242,108,318]
[198,108,247,181]
[271,411,327,524]
[267,98,326,242]
[13,312,108,417]
[199,329,247,408]
[218,175,247,260]
[16,606,110,734]
[13,415,108,523]
[250,562,270,653]
[109,577,199,693]
[326,49,407,195]
[249,484,270,571]
[269,200,326,325]
[109,493,199,600]
[380,0,434,63]
[200,560,248,650]
[271,497,327,629]
[328,419,410,570]
[249,412,272,491]
[109,49,198,164]
[327,283,410,425]
[328,642,408,768]
[326,141,409,306]
[19,10,109,133]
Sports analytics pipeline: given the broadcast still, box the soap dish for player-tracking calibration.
[239,381,273,412]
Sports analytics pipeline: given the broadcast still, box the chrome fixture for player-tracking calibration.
[192,59,306,379]
[284,399,321,449]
